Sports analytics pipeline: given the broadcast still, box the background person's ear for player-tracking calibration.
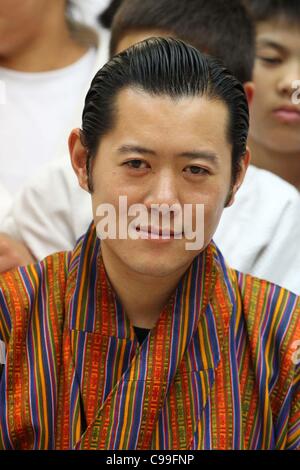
[68,128,90,192]
[226,148,251,207]
[243,81,255,106]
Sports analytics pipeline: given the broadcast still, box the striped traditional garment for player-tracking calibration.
[0,222,299,450]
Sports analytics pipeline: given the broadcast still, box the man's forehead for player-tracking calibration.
[113,87,229,131]
[114,86,227,110]
[103,87,231,158]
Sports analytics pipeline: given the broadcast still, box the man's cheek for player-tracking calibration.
[205,200,225,232]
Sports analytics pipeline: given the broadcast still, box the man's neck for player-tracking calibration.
[0,17,88,72]
[249,137,300,190]
[100,244,192,330]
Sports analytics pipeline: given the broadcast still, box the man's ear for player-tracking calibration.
[243,81,255,106]
[69,128,90,192]
[226,148,251,208]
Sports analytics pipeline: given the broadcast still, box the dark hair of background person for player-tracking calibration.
[243,0,300,24]
[99,0,123,29]
[66,0,99,47]
[110,0,255,84]
[80,37,249,193]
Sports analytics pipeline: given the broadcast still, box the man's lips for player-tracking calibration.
[136,226,183,237]
[273,106,300,123]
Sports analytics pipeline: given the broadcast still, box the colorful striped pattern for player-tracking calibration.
[0,222,299,449]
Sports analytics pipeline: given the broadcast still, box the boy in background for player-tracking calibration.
[245,0,300,189]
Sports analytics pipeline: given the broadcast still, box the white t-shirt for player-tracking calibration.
[214,166,300,293]
[0,48,97,194]
[2,160,300,294]
[71,0,111,30]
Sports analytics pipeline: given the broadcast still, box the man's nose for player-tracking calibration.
[144,170,180,208]
[277,61,300,99]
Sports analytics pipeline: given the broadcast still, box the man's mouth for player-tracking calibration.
[136,226,183,238]
[273,106,300,123]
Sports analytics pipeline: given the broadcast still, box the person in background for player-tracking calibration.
[244,0,300,189]
[1,0,300,295]
[0,37,299,450]
[0,0,109,195]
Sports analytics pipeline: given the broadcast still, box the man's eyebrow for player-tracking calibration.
[257,39,287,54]
[117,145,157,156]
[117,145,220,166]
[177,150,220,166]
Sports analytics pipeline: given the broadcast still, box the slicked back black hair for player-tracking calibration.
[81,37,249,191]
[110,0,255,84]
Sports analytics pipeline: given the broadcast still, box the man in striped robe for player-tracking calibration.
[0,38,299,450]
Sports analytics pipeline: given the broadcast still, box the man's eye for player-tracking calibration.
[184,166,209,175]
[124,159,149,169]
[258,56,282,65]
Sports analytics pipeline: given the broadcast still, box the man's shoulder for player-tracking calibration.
[235,269,300,339]
[0,250,71,307]
[0,251,71,355]
[234,270,300,416]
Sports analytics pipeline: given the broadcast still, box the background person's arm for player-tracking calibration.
[1,158,92,262]
[0,233,35,272]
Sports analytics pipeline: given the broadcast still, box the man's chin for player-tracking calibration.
[128,265,186,279]
[102,239,197,278]
[121,253,193,279]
